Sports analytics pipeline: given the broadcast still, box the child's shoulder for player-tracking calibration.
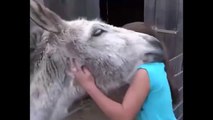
[137,62,167,90]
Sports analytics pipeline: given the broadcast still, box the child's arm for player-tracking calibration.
[85,69,150,120]
[69,60,150,120]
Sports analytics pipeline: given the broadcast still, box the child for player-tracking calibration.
[69,23,178,120]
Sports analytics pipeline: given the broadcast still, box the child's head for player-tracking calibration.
[122,22,179,105]
[122,22,155,37]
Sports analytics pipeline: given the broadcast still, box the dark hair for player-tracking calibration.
[122,22,179,105]
[122,22,155,36]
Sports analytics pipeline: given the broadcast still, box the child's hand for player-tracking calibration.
[69,59,96,90]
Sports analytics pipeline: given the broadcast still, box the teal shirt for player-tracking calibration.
[136,62,176,120]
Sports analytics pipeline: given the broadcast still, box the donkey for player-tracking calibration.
[30,0,165,120]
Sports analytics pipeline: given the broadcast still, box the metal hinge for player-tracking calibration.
[152,26,178,35]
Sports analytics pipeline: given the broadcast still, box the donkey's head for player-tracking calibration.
[30,0,164,66]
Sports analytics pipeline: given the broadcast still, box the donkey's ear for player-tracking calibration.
[30,0,64,33]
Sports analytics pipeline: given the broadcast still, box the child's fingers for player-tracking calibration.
[72,58,82,72]
[82,66,91,76]
[71,67,77,72]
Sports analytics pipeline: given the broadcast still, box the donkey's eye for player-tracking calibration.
[92,29,105,37]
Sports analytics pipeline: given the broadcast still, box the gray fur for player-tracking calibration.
[30,0,164,120]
